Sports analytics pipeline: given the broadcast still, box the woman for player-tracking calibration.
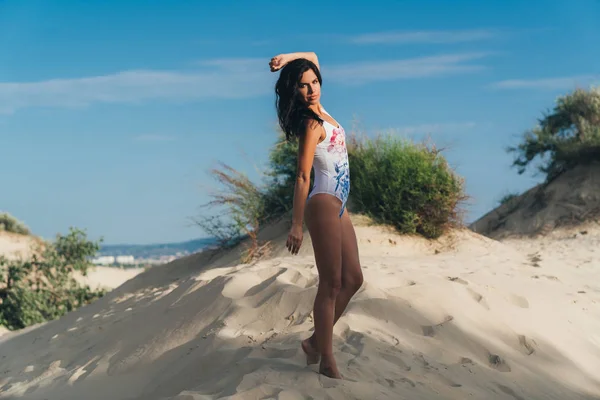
[269,52,364,379]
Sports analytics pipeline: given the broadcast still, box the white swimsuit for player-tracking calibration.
[307,109,350,217]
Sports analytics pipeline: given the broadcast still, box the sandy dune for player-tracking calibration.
[1,216,599,399]
[471,162,600,239]
[0,231,39,261]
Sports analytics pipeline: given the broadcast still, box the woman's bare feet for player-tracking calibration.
[319,354,342,379]
[301,336,320,365]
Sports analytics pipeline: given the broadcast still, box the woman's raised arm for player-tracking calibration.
[269,52,319,72]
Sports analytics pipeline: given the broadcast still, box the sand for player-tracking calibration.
[74,266,145,291]
[0,216,599,399]
[0,231,38,261]
[470,162,600,239]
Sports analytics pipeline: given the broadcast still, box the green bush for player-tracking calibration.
[508,86,600,180]
[197,130,465,247]
[348,134,465,238]
[0,227,106,330]
[0,212,30,235]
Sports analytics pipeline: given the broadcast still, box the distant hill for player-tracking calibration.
[98,237,217,259]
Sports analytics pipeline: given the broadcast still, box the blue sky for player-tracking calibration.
[1,0,599,244]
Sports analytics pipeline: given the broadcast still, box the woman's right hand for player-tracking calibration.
[269,52,318,72]
[286,223,303,255]
[269,54,288,72]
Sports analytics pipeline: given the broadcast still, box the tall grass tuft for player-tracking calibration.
[0,213,30,236]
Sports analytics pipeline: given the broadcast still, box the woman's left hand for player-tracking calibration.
[286,223,303,255]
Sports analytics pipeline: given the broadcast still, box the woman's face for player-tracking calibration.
[297,68,321,106]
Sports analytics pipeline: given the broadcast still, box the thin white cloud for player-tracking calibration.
[392,122,477,135]
[134,134,175,142]
[349,29,499,45]
[490,75,599,90]
[326,53,490,84]
[0,53,492,113]
[0,59,272,114]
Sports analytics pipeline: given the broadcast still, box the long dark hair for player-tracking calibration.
[275,58,323,141]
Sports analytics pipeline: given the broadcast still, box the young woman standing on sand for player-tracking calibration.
[269,52,364,379]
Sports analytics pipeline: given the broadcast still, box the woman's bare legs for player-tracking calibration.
[303,208,363,370]
[303,194,344,378]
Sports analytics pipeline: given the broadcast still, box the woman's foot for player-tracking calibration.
[301,336,320,365]
[319,355,342,379]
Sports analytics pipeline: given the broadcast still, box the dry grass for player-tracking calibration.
[193,162,271,264]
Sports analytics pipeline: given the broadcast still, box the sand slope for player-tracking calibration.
[470,162,600,239]
[1,217,600,399]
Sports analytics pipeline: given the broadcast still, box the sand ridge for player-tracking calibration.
[0,218,599,399]
[470,162,600,239]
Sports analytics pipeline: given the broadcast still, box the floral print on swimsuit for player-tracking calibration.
[328,127,350,216]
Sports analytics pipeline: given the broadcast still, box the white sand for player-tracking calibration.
[0,217,599,399]
[74,266,145,290]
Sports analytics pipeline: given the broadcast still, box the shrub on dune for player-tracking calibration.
[347,134,466,239]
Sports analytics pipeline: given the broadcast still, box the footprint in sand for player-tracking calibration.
[543,275,559,281]
[518,335,536,355]
[467,288,490,310]
[421,315,454,337]
[413,353,462,387]
[447,276,469,285]
[381,352,411,372]
[459,357,473,365]
[497,384,526,400]
[398,377,417,388]
[488,353,511,372]
[467,288,483,302]
[527,252,542,268]
[340,330,365,357]
[509,294,529,309]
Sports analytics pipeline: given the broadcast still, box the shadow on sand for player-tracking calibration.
[0,242,599,400]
